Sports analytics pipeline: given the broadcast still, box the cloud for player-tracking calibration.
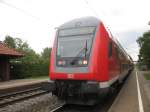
[0,0,149,59]
[113,29,146,61]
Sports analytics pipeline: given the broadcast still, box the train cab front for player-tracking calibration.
[48,17,107,104]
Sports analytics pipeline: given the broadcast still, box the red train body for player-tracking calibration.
[49,17,133,105]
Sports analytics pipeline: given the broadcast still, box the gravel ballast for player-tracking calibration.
[0,93,64,112]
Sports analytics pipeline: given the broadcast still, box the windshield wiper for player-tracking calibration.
[70,40,88,65]
[84,40,88,58]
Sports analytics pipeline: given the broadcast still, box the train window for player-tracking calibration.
[57,35,93,58]
[116,47,119,59]
[108,42,113,57]
[58,27,95,37]
[57,26,96,58]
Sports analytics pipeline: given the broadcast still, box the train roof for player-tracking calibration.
[57,16,132,61]
[58,17,100,29]
[111,36,131,61]
[105,27,131,60]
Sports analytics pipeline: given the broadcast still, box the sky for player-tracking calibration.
[0,0,150,61]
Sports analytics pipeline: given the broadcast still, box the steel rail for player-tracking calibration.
[49,103,66,112]
[0,87,48,107]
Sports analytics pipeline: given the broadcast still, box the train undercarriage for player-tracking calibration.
[51,80,110,105]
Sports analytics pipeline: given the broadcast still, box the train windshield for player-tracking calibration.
[57,27,95,58]
[58,27,95,36]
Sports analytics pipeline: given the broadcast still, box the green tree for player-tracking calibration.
[137,30,150,68]
[20,48,40,63]
[15,38,29,52]
[3,35,50,78]
[41,47,51,61]
[4,36,40,63]
[3,35,16,49]
[14,38,40,63]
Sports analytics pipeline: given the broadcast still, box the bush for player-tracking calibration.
[10,61,49,79]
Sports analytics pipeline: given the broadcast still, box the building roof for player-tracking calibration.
[0,42,23,57]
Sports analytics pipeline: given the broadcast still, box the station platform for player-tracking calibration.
[0,78,48,95]
[108,70,150,112]
[0,78,48,90]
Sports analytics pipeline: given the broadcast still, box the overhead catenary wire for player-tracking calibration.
[109,30,139,60]
[117,38,139,54]
[0,0,139,58]
[83,0,99,18]
[0,0,40,20]
[0,0,52,29]
[83,0,138,60]
[0,0,100,27]
[0,0,41,21]
[110,31,137,55]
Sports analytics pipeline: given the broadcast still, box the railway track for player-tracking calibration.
[50,92,122,112]
[0,87,49,107]
[50,103,66,112]
[50,99,115,112]
[50,91,121,112]
[50,104,99,112]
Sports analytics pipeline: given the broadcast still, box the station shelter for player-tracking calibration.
[0,42,23,81]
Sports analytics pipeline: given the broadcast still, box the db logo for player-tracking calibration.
[67,74,74,79]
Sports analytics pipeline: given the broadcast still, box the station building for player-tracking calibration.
[0,42,23,81]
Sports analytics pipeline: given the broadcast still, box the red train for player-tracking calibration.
[48,17,133,105]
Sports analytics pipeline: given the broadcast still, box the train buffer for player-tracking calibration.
[108,70,150,112]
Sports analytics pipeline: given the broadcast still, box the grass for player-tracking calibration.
[144,72,150,80]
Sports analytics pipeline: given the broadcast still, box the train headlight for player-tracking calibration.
[58,60,63,65]
[58,60,66,65]
[78,60,88,65]
[83,60,88,65]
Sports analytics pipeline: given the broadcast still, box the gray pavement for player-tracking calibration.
[138,71,150,112]
[108,70,146,112]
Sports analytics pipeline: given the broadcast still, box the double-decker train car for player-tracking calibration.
[48,17,133,105]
